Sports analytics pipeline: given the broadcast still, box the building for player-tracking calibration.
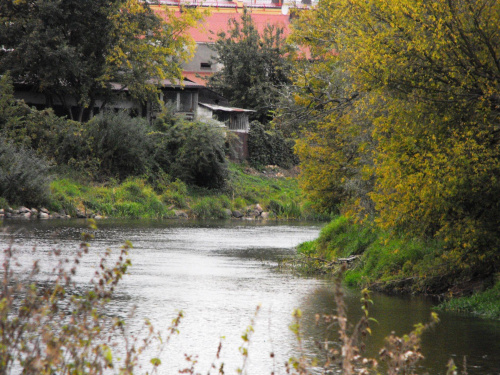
[150,0,312,85]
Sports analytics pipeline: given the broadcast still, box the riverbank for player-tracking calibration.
[292,215,500,319]
[0,164,328,222]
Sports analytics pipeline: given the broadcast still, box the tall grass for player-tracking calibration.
[296,215,446,292]
[50,178,175,219]
[437,280,500,319]
[45,163,329,221]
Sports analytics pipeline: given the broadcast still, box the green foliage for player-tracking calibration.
[268,196,301,219]
[247,121,298,169]
[437,280,500,320]
[296,215,450,292]
[86,111,154,180]
[307,216,378,260]
[152,117,229,189]
[296,241,316,256]
[50,178,175,219]
[191,197,230,219]
[0,0,202,120]
[286,0,500,281]
[160,179,190,209]
[208,8,293,123]
[0,140,52,206]
[0,75,98,175]
[361,234,440,285]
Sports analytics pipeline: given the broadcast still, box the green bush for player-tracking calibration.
[0,74,92,172]
[0,140,53,206]
[152,118,229,189]
[86,111,154,180]
[437,280,500,319]
[248,121,298,169]
[192,197,230,219]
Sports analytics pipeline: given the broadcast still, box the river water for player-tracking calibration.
[1,219,499,374]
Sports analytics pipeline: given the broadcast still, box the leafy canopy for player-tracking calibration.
[0,0,203,121]
[286,0,500,274]
[208,8,293,124]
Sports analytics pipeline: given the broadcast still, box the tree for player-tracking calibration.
[0,0,203,121]
[208,8,293,124]
[287,0,500,273]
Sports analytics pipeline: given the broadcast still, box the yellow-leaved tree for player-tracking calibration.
[285,0,500,275]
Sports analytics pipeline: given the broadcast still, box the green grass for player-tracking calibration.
[296,215,500,318]
[436,280,500,319]
[298,216,378,260]
[46,163,328,220]
[50,178,175,219]
[297,215,446,292]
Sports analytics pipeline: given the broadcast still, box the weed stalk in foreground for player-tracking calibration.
[286,264,444,375]
[0,222,180,375]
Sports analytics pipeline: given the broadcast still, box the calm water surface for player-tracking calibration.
[1,219,499,374]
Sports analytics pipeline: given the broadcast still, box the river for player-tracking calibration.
[1,219,499,374]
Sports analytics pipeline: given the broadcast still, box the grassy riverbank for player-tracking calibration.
[43,164,327,221]
[295,215,500,319]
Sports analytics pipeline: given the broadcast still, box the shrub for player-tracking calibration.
[192,197,230,219]
[0,140,53,206]
[152,119,229,189]
[86,111,154,180]
[1,75,91,169]
[247,121,298,169]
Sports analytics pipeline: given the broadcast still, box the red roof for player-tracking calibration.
[183,71,212,85]
[154,7,290,43]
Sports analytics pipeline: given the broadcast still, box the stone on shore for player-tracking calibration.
[232,210,243,218]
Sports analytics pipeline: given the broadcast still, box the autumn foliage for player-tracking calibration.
[286,0,500,277]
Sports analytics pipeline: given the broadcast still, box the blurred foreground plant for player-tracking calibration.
[0,221,181,374]
[286,265,443,375]
[0,227,462,375]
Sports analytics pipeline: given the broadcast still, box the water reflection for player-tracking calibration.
[1,219,499,374]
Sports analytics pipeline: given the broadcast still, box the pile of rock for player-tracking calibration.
[0,206,105,220]
[231,204,270,220]
[0,206,70,220]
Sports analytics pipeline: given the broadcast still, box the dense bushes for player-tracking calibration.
[85,112,154,180]
[0,140,52,206]
[0,76,235,209]
[152,116,229,189]
[248,121,298,169]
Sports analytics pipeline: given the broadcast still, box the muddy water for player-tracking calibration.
[1,219,499,374]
